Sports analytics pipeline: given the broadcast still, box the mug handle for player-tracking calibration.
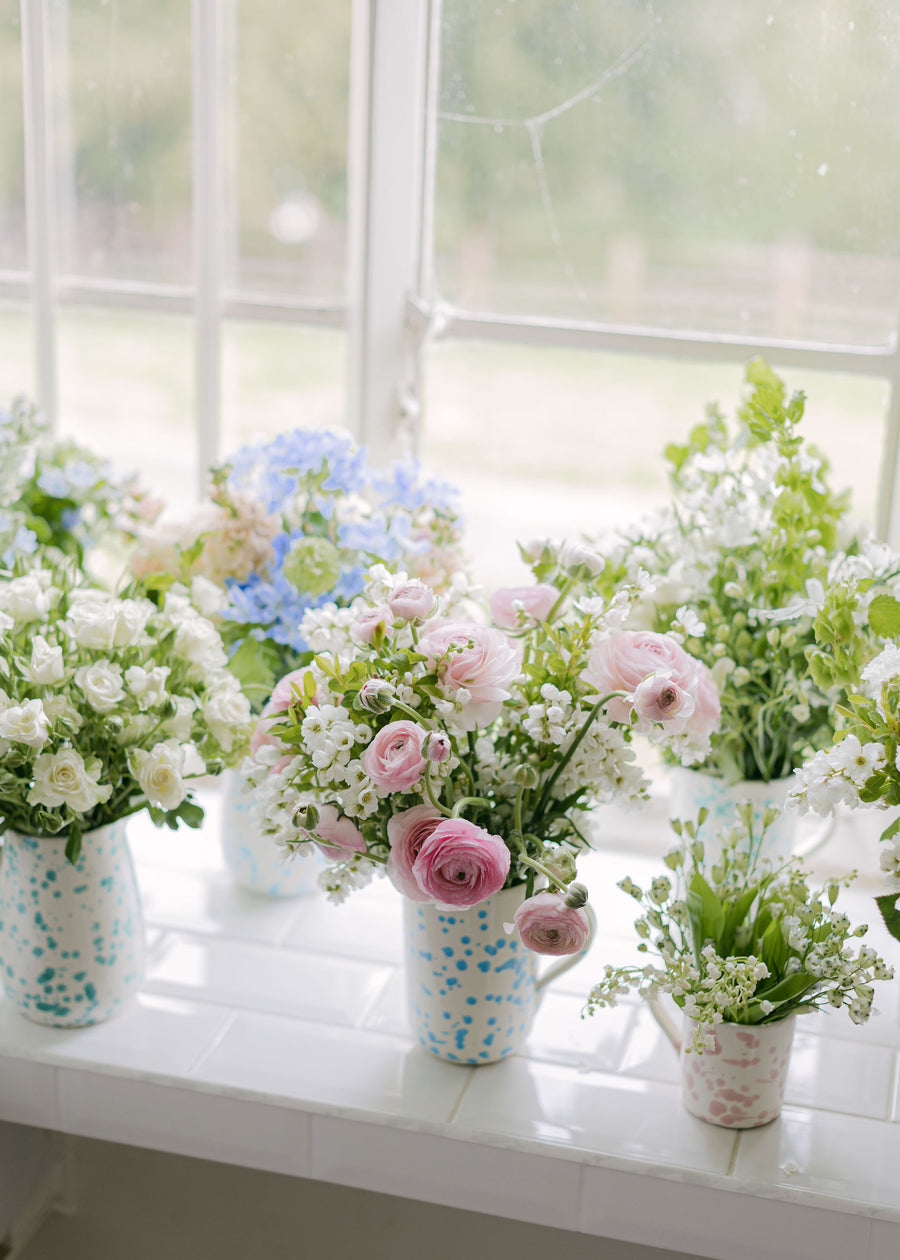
[536,904,597,992]
[648,994,683,1052]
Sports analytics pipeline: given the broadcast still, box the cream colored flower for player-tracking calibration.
[22,634,65,685]
[203,676,252,752]
[131,741,187,811]
[28,748,112,813]
[75,660,126,713]
[0,699,49,748]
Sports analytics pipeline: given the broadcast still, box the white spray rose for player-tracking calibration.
[131,741,187,811]
[190,575,228,619]
[0,572,56,622]
[125,664,171,709]
[112,598,154,648]
[75,660,126,713]
[42,694,84,733]
[203,675,252,752]
[65,596,118,649]
[28,748,112,813]
[163,695,195,740]
[173,615,228,671]
[0,699,50,748]
[22,634,65,685]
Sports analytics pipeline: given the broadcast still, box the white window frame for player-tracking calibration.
[10,0,900,542]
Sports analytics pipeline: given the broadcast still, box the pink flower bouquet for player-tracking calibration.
[245,545,719,957]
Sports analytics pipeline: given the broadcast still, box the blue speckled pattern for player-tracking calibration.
[403,886,541,1066]
[0,819,144,1027]
[219,770,321,899]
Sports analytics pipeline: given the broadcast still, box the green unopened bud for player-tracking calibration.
[294,803,320,832]
[513,764,539,789]
[564,882,589,909]
[355,678,395,714]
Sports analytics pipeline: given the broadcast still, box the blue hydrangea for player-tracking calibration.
[220,428,460,655]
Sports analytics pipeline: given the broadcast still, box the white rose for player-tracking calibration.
[0,699,49,748]
[132,741,187,811]
[163,695,195,740]
[0,572,56,622]
[174,615,227,671]
[112,598,154,648]
[0,610,14,634]
[125,665,170,709]
[28,748,112,813]
[42,694,84,733]
[65,598,118,649]
[190,575,227,619]
[22,634,65,685]
[203,678,252,752]
[117,714,153,745]
[75,660,126,713]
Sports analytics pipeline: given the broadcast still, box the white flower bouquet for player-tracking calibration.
[0,553,253,861]
[245,543,719,954]
[593,360,877,783]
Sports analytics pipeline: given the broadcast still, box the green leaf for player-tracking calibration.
[227,638,282,699]
[881,816,900,845]
[686,872,725,955]
[868,593,900,638]
[876,893,900,944]
[64,825,82,866]
[754,970,817,1004]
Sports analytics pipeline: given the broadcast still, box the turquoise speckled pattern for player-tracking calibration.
[403,886,541,1066]
[219,769,321,899]
[0,819,144,1027]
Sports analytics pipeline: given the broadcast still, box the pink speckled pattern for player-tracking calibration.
[681,1015,796,1128]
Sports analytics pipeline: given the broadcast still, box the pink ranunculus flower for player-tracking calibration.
[389,580,436,623]
[412,818,511,908]
[363,719,428,792]
[350,604,392,645]
[386,804,443,900]
[510,891,591,956]
[583,630,719,734]
[250,669,310,756]
[312,804,366,864]
[632,673,696,734]
[489,583,558,631]
[418,619,521,731]
[422,730,452,763]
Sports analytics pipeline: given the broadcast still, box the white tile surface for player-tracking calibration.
[522,989,635,1072]
[453,1056,734,1174]
[137,866,303,943]
[784,1031,894,1119]
[57,1072,311,1177]
[312,1115,582,1229]
[145,934,393,1027]
[579,1166,871,1260]
[734,1106,900,1214]
[616,1003,682,1085]
[281,882,404,965]
[869,1218,900,1260]
[193,1011,472,1124]
[0,993,231,1079]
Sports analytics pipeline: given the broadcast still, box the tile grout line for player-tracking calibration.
[726,1131,741,1178]
[885,1048,899,1122]
[446,1067,476,1125]
[186,1009,239,1076]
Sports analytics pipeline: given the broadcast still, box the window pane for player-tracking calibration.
[51,0,192,284]
[221,321,346,455]
[229,0,350,301]
[0,1,26,270]
[57,306,195,503]
[422,342,888,586]
[0,301,34,398]
[435,2,900,346]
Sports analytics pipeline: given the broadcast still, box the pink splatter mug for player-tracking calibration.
[650,1000,796,1128]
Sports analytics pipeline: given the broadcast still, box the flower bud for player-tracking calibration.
[356,678,395,714]
[512,763,539,789]
[564,881,589,909]
[422,730,452,763]
[543,849,578,883]
[293,803,319,832]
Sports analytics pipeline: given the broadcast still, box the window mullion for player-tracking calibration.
[191,0,225,494]
[346,0,430,462]
[20,0,58,428]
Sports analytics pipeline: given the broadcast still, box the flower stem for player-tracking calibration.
[530,690,625,829]
[423,764,453,818]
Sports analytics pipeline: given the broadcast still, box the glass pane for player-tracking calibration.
[51,0,192,284]
[57,306,195,505]
[221,321,346,455]
[435,2,900,346]
[229,0,350,300]
[0,1,26,270]
[0,301,34,399]
[422,342,888,587]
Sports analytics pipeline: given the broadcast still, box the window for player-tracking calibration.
[4,1,900,584]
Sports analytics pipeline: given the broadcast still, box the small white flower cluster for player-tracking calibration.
[787,734,887,815]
